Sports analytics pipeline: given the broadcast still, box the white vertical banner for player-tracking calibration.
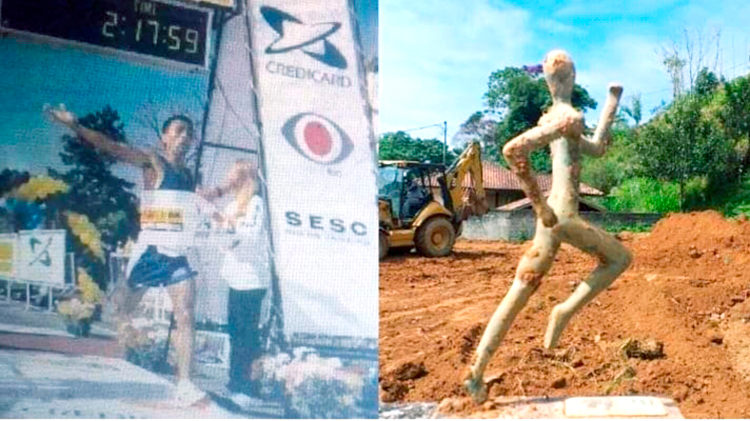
[17,230,66,286]
[249,0,377,339]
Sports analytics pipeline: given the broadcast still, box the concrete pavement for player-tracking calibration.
[0,298,285,418]
[0,350,242,419]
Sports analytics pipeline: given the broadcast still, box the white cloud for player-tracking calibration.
[575,34,671,122]
[534,18,585,36]
[379,0,534,136]
[555,0,682,17]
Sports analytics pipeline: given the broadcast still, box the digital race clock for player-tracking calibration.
[0,0,212,69]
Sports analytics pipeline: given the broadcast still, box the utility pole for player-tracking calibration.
[443,121,447,165]
[401,121,450,164]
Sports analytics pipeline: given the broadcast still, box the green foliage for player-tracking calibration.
[482,66,597,173]
[620,94,643,126]
[694,68,720,97]
[631,94,735,208]
[457,111,501,162]
[709,174,750,217]
[581,128,637,194]
[49,106,139,290]
[379,131,459,164]
[0,169,31,196]
[719,75,750,172]
[603,222,653,234]
[604,178,681,213]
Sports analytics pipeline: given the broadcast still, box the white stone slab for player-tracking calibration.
[565,396,668,418]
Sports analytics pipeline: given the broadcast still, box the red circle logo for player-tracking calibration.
[304,122,332,156]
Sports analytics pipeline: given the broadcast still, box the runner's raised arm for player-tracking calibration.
[45,104,150,167]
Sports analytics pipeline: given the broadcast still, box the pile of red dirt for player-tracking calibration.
[380,211,750,418]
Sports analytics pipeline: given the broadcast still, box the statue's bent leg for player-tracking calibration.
[465,221,560,402]
[545,218,632,349]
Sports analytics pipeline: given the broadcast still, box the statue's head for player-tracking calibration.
[543,50,575,102]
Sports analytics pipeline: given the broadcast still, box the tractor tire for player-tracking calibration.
[415,216,456,257]
[379,230,389,261]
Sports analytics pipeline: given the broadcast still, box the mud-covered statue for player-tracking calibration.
[464,50,632,403]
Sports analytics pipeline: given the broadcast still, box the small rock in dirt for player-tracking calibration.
[710,334,724,345]
[437,398,456,413]
[688,247,703,258]
[730,296,745,305]
[645,273,659,282]
[672,384,690,402]
[393,361,428,381]
[380,380,409,403]
[482,401,498,411]
[622,338,666,360]
[616,231,633,241]
[437,397,470,413]
[551,377,567,389]
[572,358,584,368]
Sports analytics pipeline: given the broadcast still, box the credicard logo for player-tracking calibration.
[261,6,347,70]
[282,113,353,165]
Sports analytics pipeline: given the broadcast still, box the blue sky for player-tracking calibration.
[0,36,208,184]
[379,0,750,143]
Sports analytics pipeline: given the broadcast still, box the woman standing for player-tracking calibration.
[200,159,271,407]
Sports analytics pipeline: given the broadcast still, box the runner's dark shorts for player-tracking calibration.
[127,245,197,288]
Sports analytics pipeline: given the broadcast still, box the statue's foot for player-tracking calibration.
[463,373,488,404]
[544,305,569,349]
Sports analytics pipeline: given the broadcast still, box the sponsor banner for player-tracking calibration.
[17,230,66,286]
[0,234,17,278]
[249,0,377,339]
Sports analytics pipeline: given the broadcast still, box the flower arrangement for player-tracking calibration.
[77,267,103,304]
[121,317,173,374]
[65,211,104,261]
[57,297,96,322]
[56,268,104,337]
[10,175,69,201]
[253,348,367,418]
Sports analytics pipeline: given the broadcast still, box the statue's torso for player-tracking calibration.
[539,103,583,216]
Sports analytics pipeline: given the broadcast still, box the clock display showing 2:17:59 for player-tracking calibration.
[100,10,201,54]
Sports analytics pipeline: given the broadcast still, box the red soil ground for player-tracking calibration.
[380,211,750,418]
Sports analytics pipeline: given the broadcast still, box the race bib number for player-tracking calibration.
[139,190,199,247]
[140,208,185,232]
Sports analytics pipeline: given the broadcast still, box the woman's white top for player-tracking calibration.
[219,194,271,290]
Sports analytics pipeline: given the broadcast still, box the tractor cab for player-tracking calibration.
[377,161,449,229]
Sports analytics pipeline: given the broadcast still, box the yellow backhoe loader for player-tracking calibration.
[378,142,489,259]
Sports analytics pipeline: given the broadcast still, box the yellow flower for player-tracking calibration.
[77,268,103,304]
[11,176,69,201]
[65,212,104,261]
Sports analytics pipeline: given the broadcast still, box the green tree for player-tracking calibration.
[580,127,637,195]
[49,106,139,289]
[455,111,500,162]
[719,75,750,173]
[620,94,643,127]
[694,67,720,96]
[483,66,597,172]
[632,95,733,209]
[0,169,30,196]
[378,131,459,164]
